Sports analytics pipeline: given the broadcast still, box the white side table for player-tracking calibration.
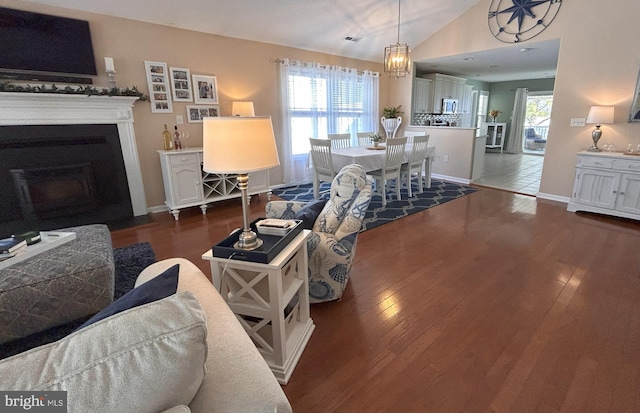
[202,230,315,384]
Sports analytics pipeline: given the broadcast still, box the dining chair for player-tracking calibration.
[368,137,407,206]
[328,133,351,149]
[357,132,373,147]
[403,130,427,145]
[309,137,337,199]
[401,134,430,197]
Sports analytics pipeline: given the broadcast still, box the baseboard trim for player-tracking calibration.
[147,205,167,214]
[536,192,570,203]
[432,174,471,185]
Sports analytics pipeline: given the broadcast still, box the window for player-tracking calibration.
[279,59,379,183]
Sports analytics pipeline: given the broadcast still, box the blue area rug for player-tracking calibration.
[272,179,478,231]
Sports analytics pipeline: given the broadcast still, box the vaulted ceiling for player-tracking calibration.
[23,0,559,82]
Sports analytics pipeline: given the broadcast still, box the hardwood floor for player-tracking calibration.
[111,189,640,413]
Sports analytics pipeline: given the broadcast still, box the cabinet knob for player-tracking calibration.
[620,192,625,195]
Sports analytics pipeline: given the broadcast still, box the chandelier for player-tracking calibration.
[384,0,411,78]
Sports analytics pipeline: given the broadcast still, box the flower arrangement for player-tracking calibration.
[489,109,502,120]
[369,132,384,143]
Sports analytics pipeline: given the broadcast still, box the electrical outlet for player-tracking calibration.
[443,155,449,162]
[570,118,586,127]
[176,115,184,125]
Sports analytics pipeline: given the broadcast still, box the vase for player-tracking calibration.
[381,116,402,139]
[492,116,497,123]
[374,142,379,148]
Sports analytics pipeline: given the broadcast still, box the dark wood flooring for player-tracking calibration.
[111,188,640,413]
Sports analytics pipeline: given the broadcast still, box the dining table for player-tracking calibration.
[331,144,436,188]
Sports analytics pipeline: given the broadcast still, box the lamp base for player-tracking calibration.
[588,126,603,152]
[234,230,263,250]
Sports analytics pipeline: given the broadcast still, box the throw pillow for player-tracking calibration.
[77,263,180,330]
[295,199,327,229]
[0,292,207,413]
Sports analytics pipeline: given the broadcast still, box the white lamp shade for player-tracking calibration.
[202,116,280,174]
[586,106,615,125]
[231,101,255,117]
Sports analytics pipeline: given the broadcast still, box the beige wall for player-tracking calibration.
[393,0,640,199]
[1,0,388,210]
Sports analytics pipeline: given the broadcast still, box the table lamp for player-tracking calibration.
[202,116,280,250]
[231,101,255,117]
[586,106,615,152]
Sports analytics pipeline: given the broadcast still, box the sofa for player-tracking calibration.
[0,258,292,413]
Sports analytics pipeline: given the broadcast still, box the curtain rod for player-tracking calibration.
[274,58,379,77]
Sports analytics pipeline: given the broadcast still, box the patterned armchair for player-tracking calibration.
[265,164,372,303]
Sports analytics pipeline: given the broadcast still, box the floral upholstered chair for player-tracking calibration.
[265,164,372,303]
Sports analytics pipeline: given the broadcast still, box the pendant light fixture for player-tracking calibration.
[384,0,411,78]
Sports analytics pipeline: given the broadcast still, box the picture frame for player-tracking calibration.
[192,74,219,104]
[187,105,220,123]
[169,67,193,102]
[144,61,173,113]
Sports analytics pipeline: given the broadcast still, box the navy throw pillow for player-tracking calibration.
[295,199,327,230]
[76,264,180,330]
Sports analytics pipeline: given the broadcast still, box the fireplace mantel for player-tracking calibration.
[0,92,147,216]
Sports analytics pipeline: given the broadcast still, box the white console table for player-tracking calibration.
[202,230,315,384]
[567,151,640,220]
[158,148,271,220]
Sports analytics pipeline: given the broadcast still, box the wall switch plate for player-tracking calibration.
[570,118,586,127]
[443,155,449,162]
[176,115,184,125]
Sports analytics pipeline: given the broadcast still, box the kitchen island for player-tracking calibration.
[403,126,485,183]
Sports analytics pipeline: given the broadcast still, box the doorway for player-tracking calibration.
[523,92,553,155]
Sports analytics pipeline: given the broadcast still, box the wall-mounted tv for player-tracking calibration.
[0,7,97,81]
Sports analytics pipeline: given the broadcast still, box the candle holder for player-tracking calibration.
[106,70,117,89]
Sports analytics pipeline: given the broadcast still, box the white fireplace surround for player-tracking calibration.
[0,92,147,216]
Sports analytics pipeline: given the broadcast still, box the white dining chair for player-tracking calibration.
[328,133,351,149]
[401,134,430,197]
[357,132,373,147]
[403,130,427,145]
[309,138,337,199]
[368,137,407,206]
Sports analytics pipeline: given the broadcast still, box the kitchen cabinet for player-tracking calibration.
[567,151,640,220]
[421,73,467,114]
[159,148,271,220]
[412,78,433,114]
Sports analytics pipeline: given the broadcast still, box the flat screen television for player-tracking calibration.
[0,7,97,80]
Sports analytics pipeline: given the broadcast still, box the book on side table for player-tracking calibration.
[0,237,27,255]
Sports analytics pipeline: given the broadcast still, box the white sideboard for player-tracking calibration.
[158,148,271,220]
[567,151,640,220]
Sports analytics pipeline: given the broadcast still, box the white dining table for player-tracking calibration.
[332,144,436,188]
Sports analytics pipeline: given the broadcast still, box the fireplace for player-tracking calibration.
[0,124,134,236]
[11,163,97,220]
[0,93,147,238]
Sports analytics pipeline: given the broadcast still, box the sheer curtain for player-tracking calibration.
[278,58,379,184]
[505,88,528,153]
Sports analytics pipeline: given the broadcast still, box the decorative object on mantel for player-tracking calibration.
[586,105,615,152]
[104,57,117,89]
[0,81,147,100]
[489,109,502,122]
[381,105,403,139]
[384,0,411,78]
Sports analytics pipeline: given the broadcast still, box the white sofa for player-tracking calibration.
[0,258,292,413]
